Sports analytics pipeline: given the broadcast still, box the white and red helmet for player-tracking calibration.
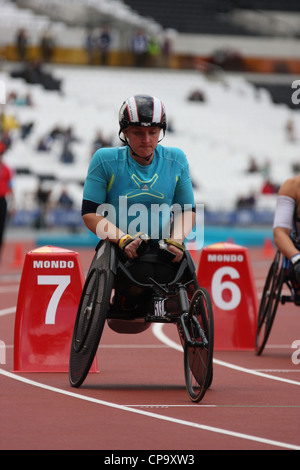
[119,95,167,136]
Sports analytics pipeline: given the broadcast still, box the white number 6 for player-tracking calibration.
[291,340,300,365]
[38,275,71,325]
[212,267,241,311]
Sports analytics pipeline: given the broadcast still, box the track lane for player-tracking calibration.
[1,365,299,450]
[1,244,300,450]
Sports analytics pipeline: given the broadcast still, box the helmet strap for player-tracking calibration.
[128,142,153,162]
[158,129,166,143]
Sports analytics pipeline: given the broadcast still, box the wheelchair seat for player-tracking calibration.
[106,241,199,334]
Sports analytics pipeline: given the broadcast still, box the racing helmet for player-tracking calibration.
[119,95,167,139]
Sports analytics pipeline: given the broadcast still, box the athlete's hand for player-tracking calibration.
[166,243,184,263]
[124,237,143,259]
[163,239,185,263]
[119,233,149,260]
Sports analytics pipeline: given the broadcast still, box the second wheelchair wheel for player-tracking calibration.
[255,251,284,356]
[184,287,214,403]
[69,267,114,387]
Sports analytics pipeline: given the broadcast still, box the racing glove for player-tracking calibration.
[118,233,149,255]
[165,238,185,253]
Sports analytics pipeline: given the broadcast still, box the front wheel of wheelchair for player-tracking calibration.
[69,267,113,387]
[184,288,214,403]
[255,251,284,356]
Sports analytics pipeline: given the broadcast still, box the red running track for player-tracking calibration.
[0,240,299,450]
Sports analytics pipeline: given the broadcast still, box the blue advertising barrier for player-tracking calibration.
[35,225,273,249]
[11,208,274,248]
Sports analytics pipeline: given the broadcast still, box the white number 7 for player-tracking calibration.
[38,275,71,325]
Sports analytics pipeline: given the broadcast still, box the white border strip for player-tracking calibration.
[0,367,299,450]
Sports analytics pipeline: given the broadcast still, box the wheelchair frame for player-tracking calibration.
[69,240,214,403]
[255,250,300,356]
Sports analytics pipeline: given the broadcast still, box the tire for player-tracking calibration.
[255,251,284,356]
[69,266,114,387]
[184,288,214,403]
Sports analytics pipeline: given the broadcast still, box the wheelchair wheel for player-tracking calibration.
[69,266,114,387]
[255,251,284,356]
[184,288,214,403]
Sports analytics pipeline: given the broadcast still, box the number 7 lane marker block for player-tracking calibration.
[197,242,258,350]
[14,246,98,373]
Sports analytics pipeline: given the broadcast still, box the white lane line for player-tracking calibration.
[0,307,16,317]
[0,367,299,450]
[255,370,300,373]
[0,285,19,293]
[126,404,300,409]
[152,324,300,387]
[1,307,300,449]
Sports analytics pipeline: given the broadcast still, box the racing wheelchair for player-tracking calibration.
[255,250,300,355]
[69,239,214,403]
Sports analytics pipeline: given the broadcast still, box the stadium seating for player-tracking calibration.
[1,65,299,231]
[1,0,300,232]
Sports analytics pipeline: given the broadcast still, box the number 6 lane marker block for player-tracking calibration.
[197,242,258,350]
[14,246,98,372]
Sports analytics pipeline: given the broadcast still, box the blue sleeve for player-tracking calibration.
[172,150,195,209]
[82,149,109,205]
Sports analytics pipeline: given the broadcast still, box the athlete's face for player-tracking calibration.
[124,126,161,164]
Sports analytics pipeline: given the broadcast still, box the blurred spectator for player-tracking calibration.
[148,36,161,67]
[60,126,79,164]
[292,161,300,174]
[261,179,278,195]
[0,109,34,141]
[58,187,74,209]
[7,91,33,107]
[236,192,256,209]
[85,29,97,65]
[187,89,206,102]
[260,159,271,180]
[49,125,65,140]
[0,131,12,151]
[37,125,79,157]
[91,130,112,155]
[285,118,296,142]
[132,30,148,67]
[246,156,259,173]
[10,60,62,91]
[36,135,52,152]
[166,118,175,133]
[20,121,34,140]
[210,47,244,71]
[15,28,28,62]
[0,110,19,134]
[162,35,172,68]
[40,28,55,62]
[36,125,63,152]
[34,180,51,228]
[0,143,14,260]
[60,146,74,164]
[98,26,111,65]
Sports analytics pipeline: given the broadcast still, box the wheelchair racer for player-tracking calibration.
[81,94,196,262]
[273,174,300,284]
